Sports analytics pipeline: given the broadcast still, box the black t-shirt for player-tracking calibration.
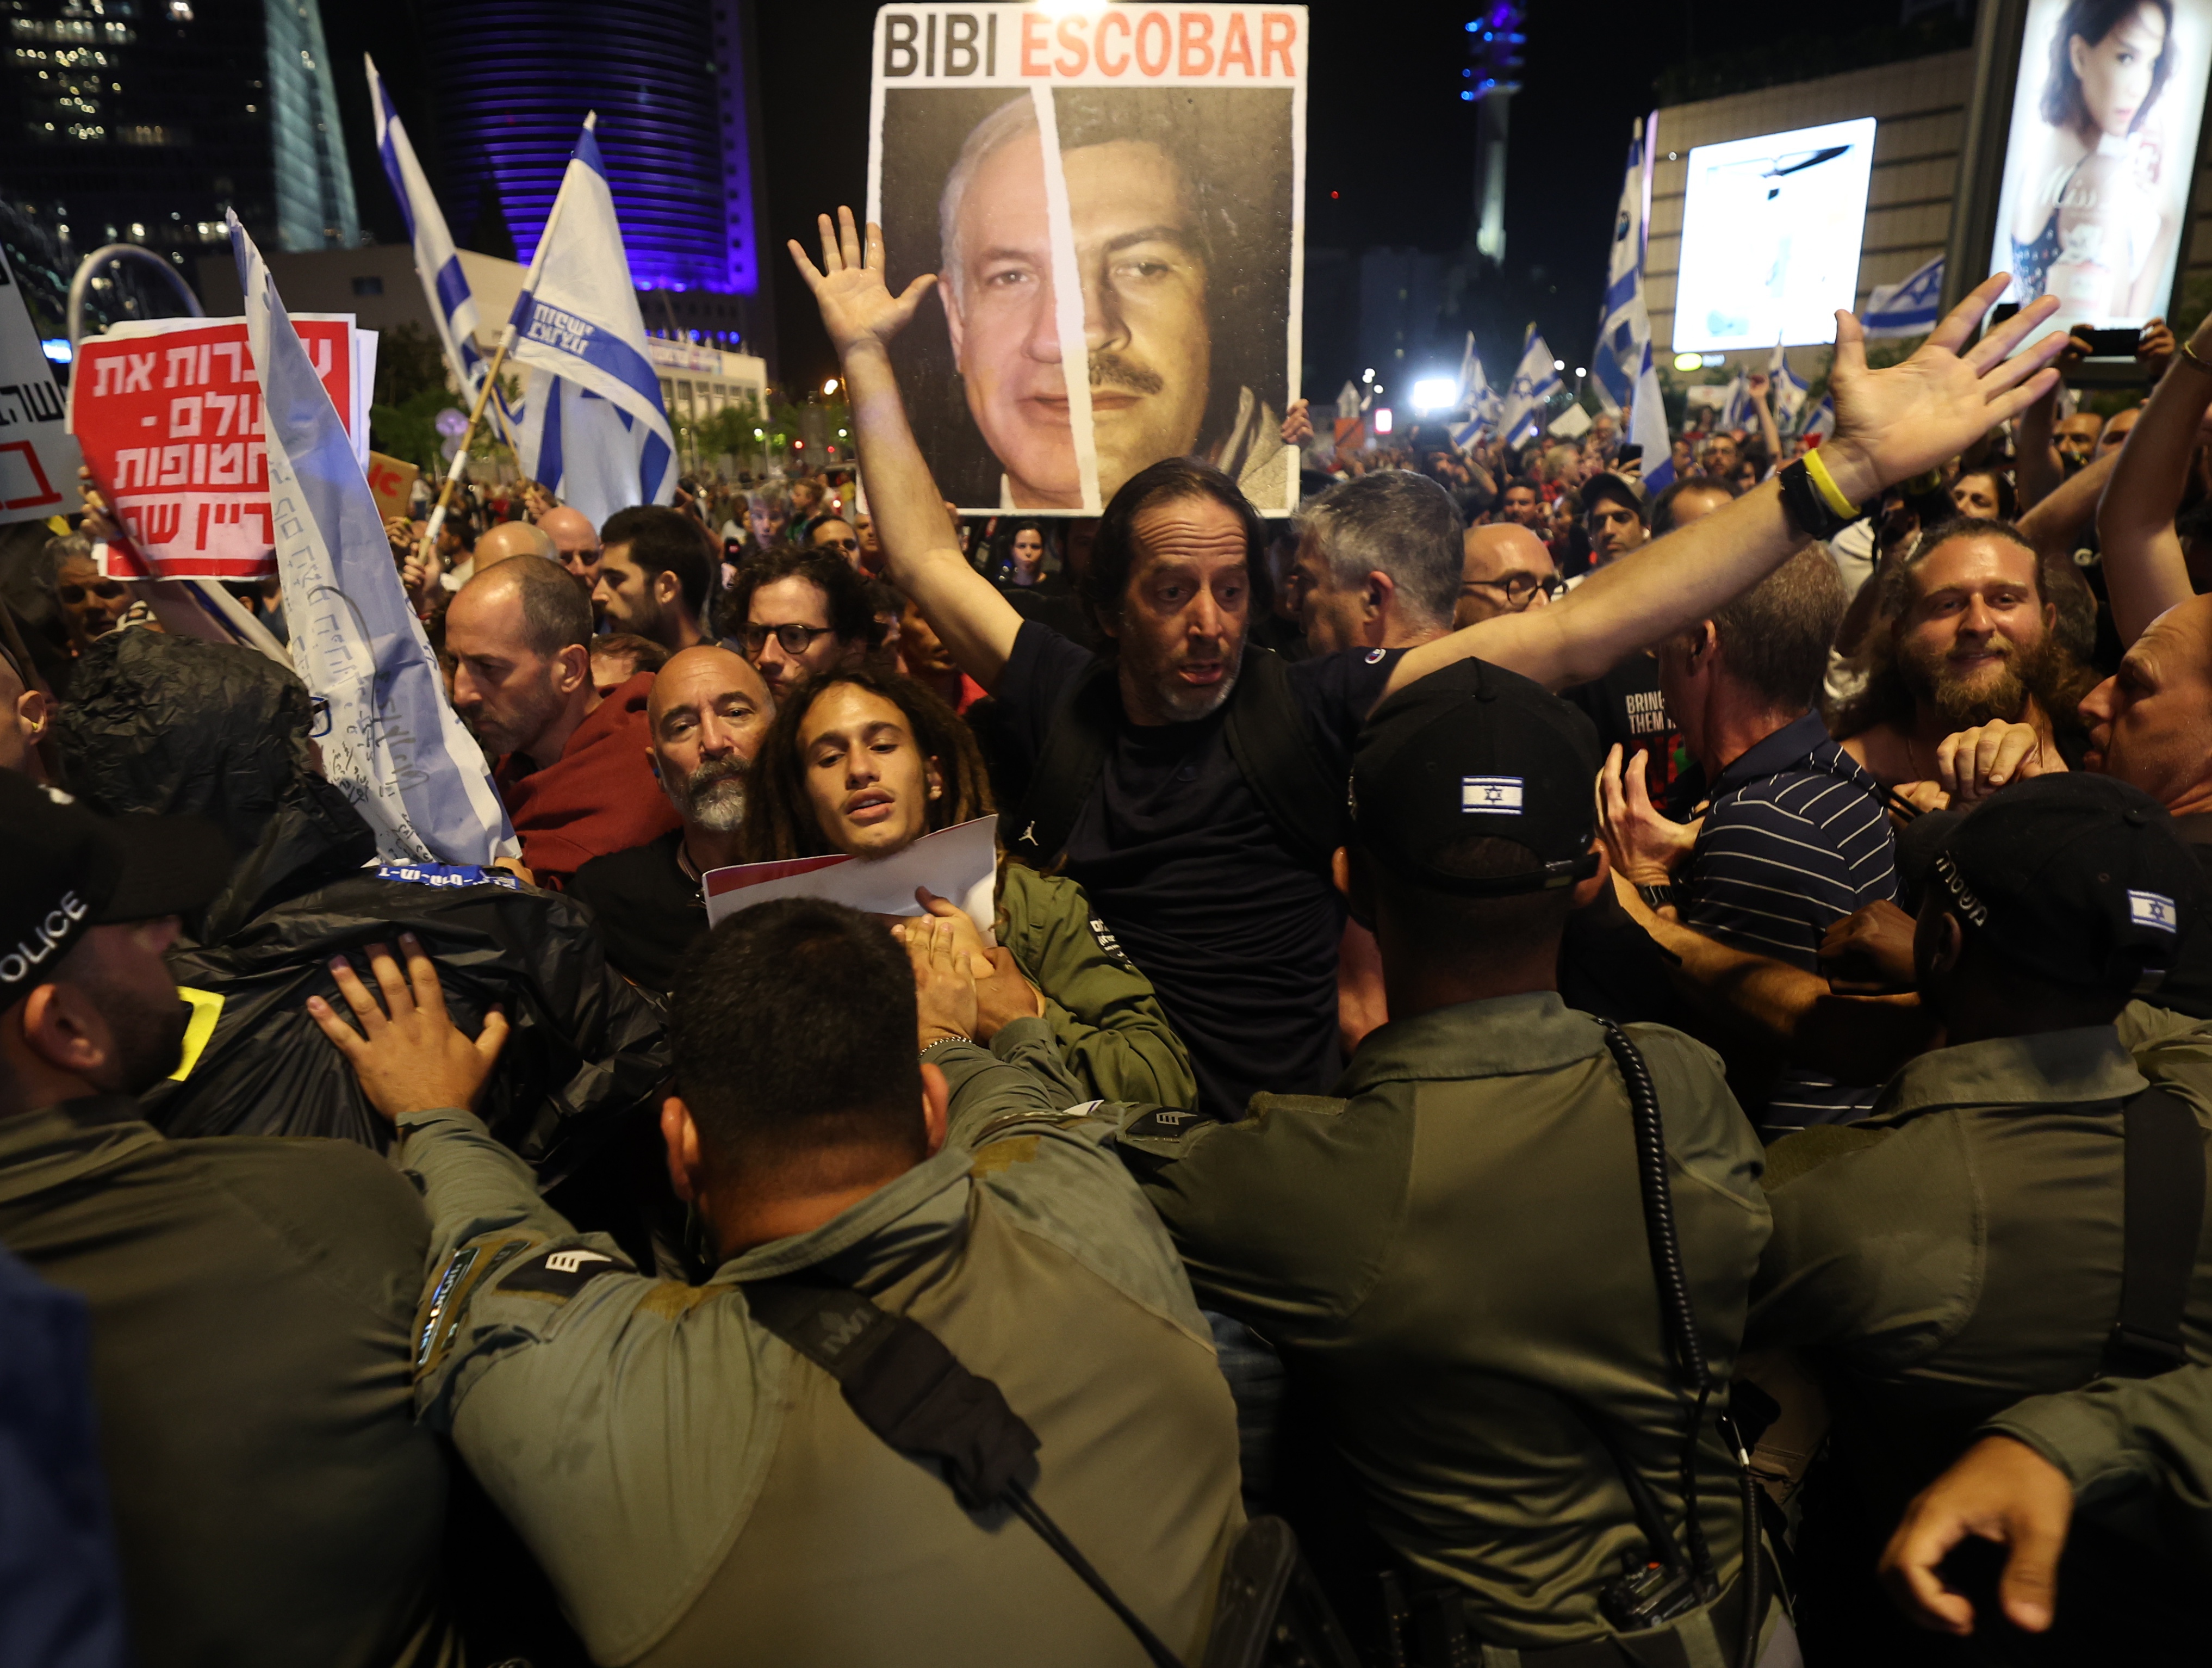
[567,830,707,994]
[2154,817,2212,1020]
[997,622,1401,1117]
[1562,652,1687,803]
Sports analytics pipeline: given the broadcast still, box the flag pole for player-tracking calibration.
[416,112,594,571]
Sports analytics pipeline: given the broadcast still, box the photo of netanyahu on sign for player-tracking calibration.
[877,84,1296,513]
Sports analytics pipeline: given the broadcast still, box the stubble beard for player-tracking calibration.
[672,760,748,833]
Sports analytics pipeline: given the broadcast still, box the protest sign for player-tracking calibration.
[0,244,80,525]
[703,815,999,934]
[70,315,373,579]
[366,450,419,522]
[867,4,1306,515]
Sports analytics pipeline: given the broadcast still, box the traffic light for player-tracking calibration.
[1461,4,1525,102]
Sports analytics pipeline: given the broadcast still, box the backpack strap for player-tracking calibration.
[743,1276,1185,1668]
[1008,658,1121,868]
[1012,647,1347,873]
[1221,647,1350,875]
[2101,1085,2206,1379]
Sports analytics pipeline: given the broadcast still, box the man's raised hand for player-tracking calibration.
[787,206,937,360]
[306,933,508,1121]
[1822,276,2066,503]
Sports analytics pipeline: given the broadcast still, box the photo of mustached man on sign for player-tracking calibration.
[870,5,1304,514]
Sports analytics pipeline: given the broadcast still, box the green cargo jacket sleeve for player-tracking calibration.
[1986,1365,2212,1563]
[995,862,1198,1109]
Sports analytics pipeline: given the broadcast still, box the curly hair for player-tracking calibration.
[740,668,995,862]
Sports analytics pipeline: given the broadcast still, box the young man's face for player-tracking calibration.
[1498,486,1543,528]
[593,544,669,638]
[742,575,856,702]
[943,128,1210,510]
[54,555,129,652]
[1894,536,2053,728]
[2054,413,2105,470]
[1587,498,1645,563]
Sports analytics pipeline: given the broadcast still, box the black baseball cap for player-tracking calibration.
[1928,774,2201,993]
[1582,472,1645,522]
[0,771,232,1003]
[1350,658,1603,895]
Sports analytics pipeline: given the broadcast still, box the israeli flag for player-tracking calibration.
[2129,890,2179,933]
[1590,119,1651,416]
[1499,330,1563,450]
[1630,339,1674,498]
[1718,370,1751,432]
[1767,342,1809,436]
[229,214,518,866]
[1863,256,1944,339]
[1462,776,1525,814]
[1802,393,1836,445]
[510,117,675,526]
[368,55,506,422]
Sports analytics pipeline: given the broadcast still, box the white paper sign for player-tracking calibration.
[0,243,80,525]
[701,815,999,938]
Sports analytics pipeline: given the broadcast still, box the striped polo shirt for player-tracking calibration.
[1675,710,1898,1133]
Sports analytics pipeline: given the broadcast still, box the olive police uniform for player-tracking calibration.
[0,773,455,1668]
[401,1033,1242,1667]
[995,860,1197,1107]
[1117,661,1788,1661]
[1751,776,2212,1657]
[1988,1362,2212,1561]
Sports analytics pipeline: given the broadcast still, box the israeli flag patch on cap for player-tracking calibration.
[2129,890,2179,933]
[1463,776,1524,814]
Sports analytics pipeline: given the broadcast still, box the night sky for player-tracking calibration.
[332,0,1875,394]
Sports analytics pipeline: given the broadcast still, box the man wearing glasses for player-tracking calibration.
[725,549,884,702]
[1455,523,1562,628]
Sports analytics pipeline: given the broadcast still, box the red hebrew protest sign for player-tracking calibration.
[69,315,357,580]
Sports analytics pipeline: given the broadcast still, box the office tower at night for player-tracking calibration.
[4,0,359,285]
[426,0,765,354]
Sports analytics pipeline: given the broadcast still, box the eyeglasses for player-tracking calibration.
[1462,573,1564,608]
[308,695,333,739]
[815,536,859,554]
[739,622,836,657]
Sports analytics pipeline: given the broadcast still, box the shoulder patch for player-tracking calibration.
[1088,916,1137,972]
[971,1136,1041,1177]
[1119,1104,1215,1144]
[414,1233,535,1376]
[496,1244,636,1300]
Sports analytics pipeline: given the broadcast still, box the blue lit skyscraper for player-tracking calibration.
[427,0,763,352]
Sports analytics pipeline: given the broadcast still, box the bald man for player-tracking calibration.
[568,647,776,990]
[444,557,678,889]
[538,506,604,608]
[472,520,558,572]
[1454,524,1558,628]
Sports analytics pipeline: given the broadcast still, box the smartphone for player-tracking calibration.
[1616,443,1644,463]
[1991,303,2138,359]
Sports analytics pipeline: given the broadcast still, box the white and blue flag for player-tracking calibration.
[367,55,505,420]
[229,213,517,866]
[1629,341,1674,497]
[1863,255,1944,339]
[1718,370,1751,432]
[1499,330,1562,450]
[511,117,676,527]
[1802,393,1836,445]
[1766,341,1810,436]
[1590,118,1652,415]
[1449,334,1499,448]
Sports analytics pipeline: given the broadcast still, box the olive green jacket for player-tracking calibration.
[400,1034,1242,1667]
[1751,1025,2212,1518]
[1110,993,1773,1650]
[0,1096,454,1668]
[1986,1363,2212,1562]
[996,862,1196,1108]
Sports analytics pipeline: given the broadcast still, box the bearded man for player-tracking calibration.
[567,647,775,993]
[1828,520,2098,786]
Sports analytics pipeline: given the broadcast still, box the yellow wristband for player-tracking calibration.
[1801,447,1858,519]
[2179,339,2212,376]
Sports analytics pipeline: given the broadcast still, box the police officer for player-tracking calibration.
[1884,1360,2212,1640]
[307,898,1244,1668]
[1109,659,1789,1664]
[1751,773,2212,1661]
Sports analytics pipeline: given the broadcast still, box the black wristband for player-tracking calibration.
[1637,882,1678,913]
[1778,458,1862,540]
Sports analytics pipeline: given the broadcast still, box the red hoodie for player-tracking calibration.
[494,671,680,890]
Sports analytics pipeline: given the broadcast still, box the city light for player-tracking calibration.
[1410,376,1458,412]
[40,338,72,364]
[1374,407,1394,435]
[1551,358,1565,371]
[1674,352,1703,371]
[822,377,838,395]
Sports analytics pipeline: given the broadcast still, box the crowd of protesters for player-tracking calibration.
[8,203,2212,1668]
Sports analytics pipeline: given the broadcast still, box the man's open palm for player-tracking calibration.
[789,206,936,357]
[1826,276,2064,494]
